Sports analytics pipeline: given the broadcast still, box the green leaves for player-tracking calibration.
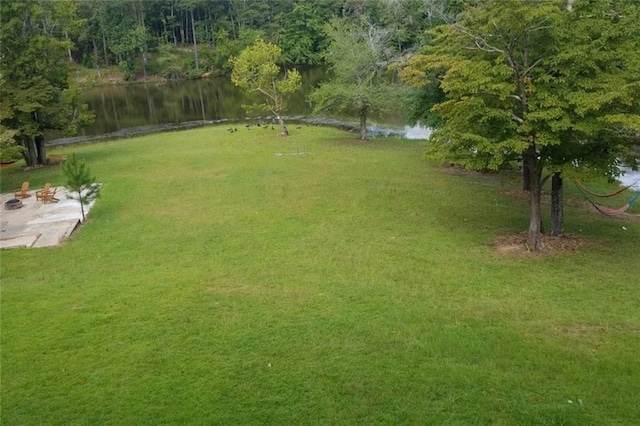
[0,0,94,166]
[230,38,301,119]
[400,0,640,246]
[309,16,406,139]
[0,127,23,163]
[403,0,640,177]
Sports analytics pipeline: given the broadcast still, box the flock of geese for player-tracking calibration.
[227,123,303,133]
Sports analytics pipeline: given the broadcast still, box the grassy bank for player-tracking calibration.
[1,126,639,424]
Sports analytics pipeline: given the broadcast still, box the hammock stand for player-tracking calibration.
[572,179,640,217]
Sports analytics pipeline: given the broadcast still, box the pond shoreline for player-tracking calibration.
[47,116,432,147]
[46,119,638,191]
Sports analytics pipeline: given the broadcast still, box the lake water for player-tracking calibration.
[68,67,431,141]
[619,167,640,191]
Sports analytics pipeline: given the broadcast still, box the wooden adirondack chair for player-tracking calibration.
[41,187,59,203]
[13,182,30,198]
[35,183,51,202]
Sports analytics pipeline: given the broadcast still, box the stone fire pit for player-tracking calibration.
[4,199,23,210]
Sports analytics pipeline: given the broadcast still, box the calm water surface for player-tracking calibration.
[75,67,427,139]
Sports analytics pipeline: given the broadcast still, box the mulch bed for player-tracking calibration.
[494,232,585,257]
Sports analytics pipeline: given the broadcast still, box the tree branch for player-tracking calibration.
[511,114,525,124]
[454,23,506,54]
[523,58,543,76]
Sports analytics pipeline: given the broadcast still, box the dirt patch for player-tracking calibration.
[495,232,585,257]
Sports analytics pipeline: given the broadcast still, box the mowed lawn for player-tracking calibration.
[1,126,638,425]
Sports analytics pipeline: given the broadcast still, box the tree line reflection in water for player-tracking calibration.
[80,67,328,137]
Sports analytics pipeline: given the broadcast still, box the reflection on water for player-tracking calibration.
[50,67,431,143]
[77,67,326,137]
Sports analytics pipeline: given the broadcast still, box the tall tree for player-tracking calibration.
[539,0,640,235]
[401,0,640,248]
[0,0,93,166]
[309,16,406,140]
[231,37,302,135]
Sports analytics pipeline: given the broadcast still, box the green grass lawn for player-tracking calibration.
[1,126,639,425]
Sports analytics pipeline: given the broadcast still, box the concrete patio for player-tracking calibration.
[0,186,95,249]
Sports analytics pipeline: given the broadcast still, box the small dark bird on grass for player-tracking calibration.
[296,126,302,129]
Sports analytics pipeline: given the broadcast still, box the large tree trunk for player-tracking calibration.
[550,172,564,236]
[277,115,288,136]
[522,158,531,191]
[525,145,543,248]
[359,108,368,140]
[190,9,199,72]
[22,136,38,166]
[35,135,47,165]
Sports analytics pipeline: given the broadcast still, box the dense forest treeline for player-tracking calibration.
[67,0,460,81]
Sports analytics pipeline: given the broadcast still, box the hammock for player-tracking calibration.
[572,178,640,198]
[581,191,640,217]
